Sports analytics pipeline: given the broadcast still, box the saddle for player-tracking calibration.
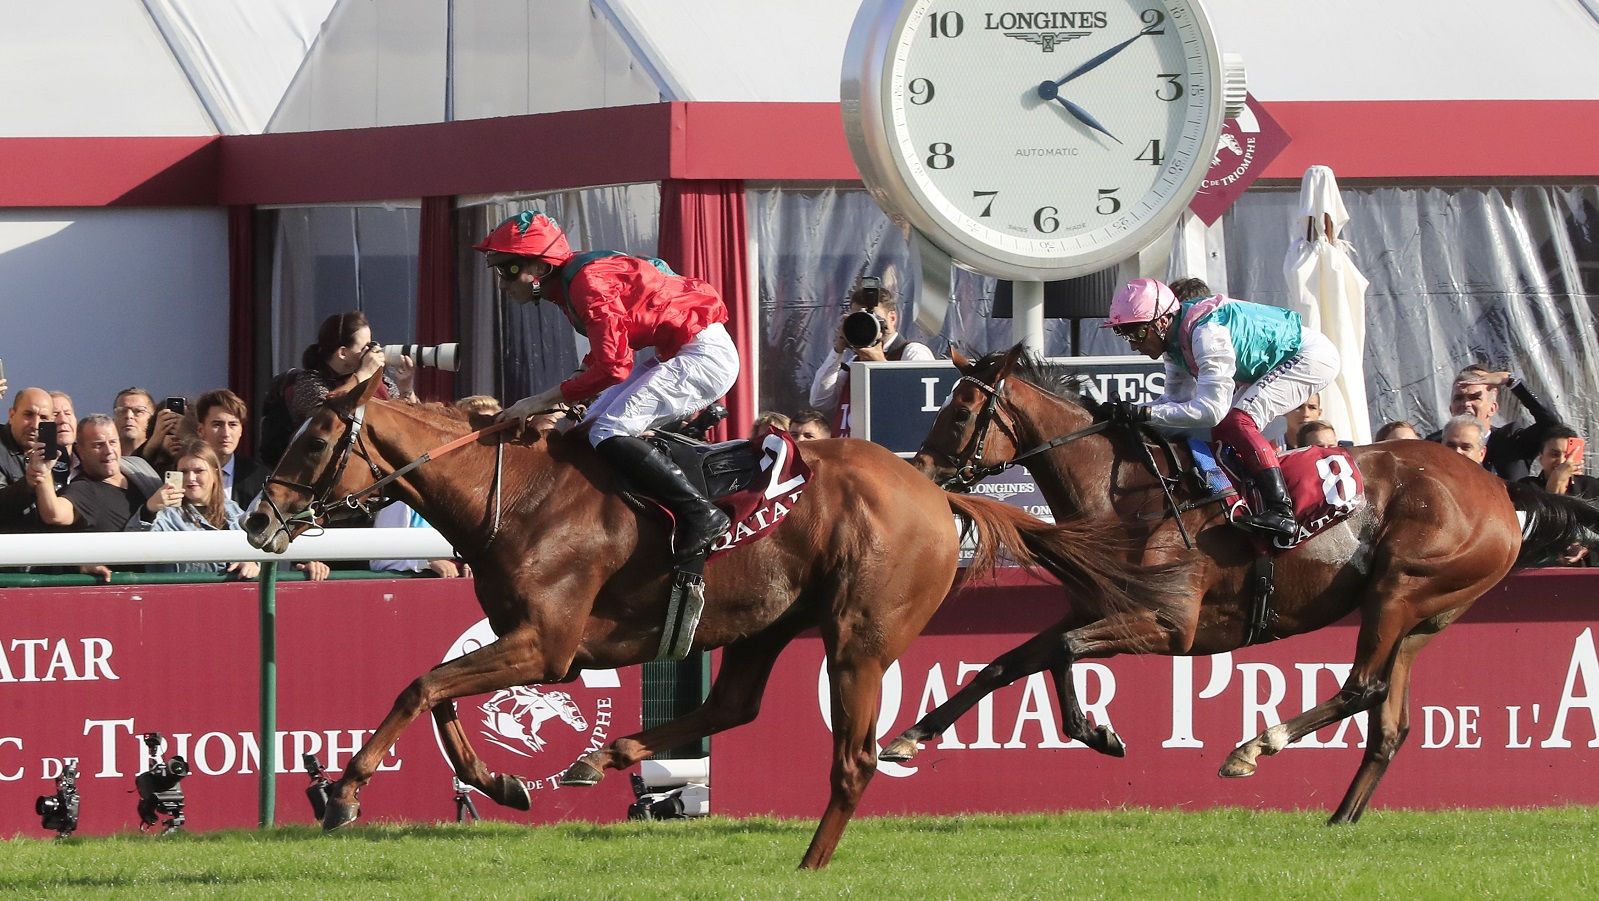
[613,426,814,662]
[649,431,766,500]
[1139,431,1366,646]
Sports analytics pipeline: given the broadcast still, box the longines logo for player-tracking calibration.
[985,11,1107,52]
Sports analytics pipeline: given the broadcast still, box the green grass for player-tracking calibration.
[3,808,1596,899]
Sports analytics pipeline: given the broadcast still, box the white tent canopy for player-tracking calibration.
[4,0,1599,138]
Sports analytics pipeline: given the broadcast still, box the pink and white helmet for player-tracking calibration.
[1102,278,1178,328]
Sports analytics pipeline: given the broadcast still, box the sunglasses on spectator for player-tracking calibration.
[114,404,152,417]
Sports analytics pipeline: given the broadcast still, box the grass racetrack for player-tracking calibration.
[4,808,1597,898]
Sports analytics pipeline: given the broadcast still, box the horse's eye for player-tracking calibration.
[952,408,973,424]
[308,437,328,452]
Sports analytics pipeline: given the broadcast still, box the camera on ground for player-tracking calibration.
[382,343,461,372]
[35,760,81,838]
[135,732,189,834]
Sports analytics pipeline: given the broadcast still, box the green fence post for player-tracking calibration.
[259,561,278,827]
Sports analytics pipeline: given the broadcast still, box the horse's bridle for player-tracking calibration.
[932,374,1111,491]
[258,403,519,550]
[259,403,388,546]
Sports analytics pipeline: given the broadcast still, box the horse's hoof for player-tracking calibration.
[488,773,532,810]
[879,735,921,763]
[558,759,604,787]
[322,796,360,831]
[1218,751,1257,779]
[1092,726,1127,758]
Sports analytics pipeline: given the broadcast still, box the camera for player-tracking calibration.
[843,276,890,349]
[135,732,189,834]
[35,761,81,838]
[842,310,889,350]
[382,343,461,372]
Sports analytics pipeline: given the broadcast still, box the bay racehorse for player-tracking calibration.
[892,345,1599,822]
[242,373,1181,868]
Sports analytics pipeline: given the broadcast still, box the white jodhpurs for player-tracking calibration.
[1233,328,1341,430]
[584,322,740,446]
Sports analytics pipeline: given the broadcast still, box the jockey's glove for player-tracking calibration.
[1105,401,1151,425]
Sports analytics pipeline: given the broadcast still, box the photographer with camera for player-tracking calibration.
[36,760,80,838]
[287,311,418,425]
[808,274,934,436]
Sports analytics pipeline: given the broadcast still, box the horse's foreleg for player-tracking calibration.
[561,622,805,786]
[880,623,1071,762]
[801,655,886,870]
[431,701,532,810]
[324,627,558,830]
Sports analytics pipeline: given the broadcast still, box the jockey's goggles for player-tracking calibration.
[1112,322,1155,343]
[492,261,526,281]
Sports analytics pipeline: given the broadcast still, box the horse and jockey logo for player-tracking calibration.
[479,687,589,757]
[433,619,632,796]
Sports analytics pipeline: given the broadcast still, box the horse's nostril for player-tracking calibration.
[243,512,268,534]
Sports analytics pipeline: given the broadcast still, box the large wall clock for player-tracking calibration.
[843,0,1244,282]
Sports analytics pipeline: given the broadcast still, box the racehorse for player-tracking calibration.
[242,373,1181,868]
[893,345,1599,822]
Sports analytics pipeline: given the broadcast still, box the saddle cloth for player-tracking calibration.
[649,424,812,561]
[1196,440,1365,551]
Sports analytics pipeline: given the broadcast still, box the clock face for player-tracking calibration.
[844,0,1225,280]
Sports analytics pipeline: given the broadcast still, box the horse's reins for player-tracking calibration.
[262,406,521,548]
[935,374,1193,549]
[938,374,1110,490]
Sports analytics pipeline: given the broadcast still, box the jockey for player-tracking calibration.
[477,210,738,562]
[1101,277,1341,541]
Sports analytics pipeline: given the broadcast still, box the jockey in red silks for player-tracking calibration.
[477,210,738,562]
[1100,277,1341,540]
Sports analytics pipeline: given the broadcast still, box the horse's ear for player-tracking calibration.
[995,342,1025,383]
[334,372,384,411]
[950,343,975,374]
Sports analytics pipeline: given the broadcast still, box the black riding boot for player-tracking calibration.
[595,436,731,562]
[1235,465,1298,542]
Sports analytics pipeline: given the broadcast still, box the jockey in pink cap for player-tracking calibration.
[1101,277,1341,540]
[478,210,738,562]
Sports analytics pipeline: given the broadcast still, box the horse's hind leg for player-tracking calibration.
[432,700,531,810]
[802,652,886,870]
[323,627,557,830]
[561,620,807,786]
[1330,620,1446,824]
[1051,660,1124,757]
[881,622,1073,761]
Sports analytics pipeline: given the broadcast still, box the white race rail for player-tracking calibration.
[0,529,454,567]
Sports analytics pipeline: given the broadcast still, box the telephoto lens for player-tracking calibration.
[842,310,888,350]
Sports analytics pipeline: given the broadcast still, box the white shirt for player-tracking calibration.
[808,334,936,410]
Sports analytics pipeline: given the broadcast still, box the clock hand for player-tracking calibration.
[1054,95,1121,144]
[1052,26,1156,87]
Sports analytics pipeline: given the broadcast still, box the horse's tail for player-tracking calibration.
[945,492,1189,616]
[1506,480,1599,568]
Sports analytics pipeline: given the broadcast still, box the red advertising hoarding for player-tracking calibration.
[0,579,640,837]
[716,569,1599,817]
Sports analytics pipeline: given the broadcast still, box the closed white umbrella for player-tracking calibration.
[1284,165,1372,445]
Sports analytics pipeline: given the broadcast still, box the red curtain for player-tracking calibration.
[227,206,255,452]
[658,179,752,440]
[416,196,457,401]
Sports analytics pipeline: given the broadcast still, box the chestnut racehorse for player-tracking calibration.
[893,346,1599,822]
[243,373,1181,868]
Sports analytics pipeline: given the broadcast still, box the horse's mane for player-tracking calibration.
[971,349,1105,417]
